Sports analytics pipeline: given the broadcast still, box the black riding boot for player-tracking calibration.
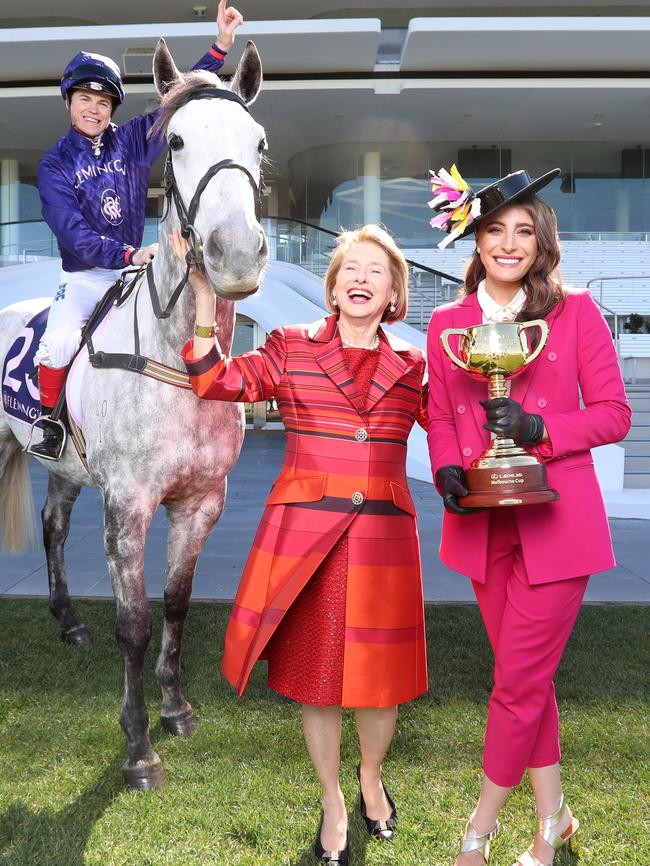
[30,411,65,460]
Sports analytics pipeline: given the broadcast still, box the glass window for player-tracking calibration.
[289,140,650,247]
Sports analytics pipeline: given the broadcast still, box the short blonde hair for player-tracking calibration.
[324,225,409,323]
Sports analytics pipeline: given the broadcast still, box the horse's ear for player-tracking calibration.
[153,38,183,97]
[230,41,263,105]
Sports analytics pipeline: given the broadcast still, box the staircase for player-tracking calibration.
[623,385,650,488]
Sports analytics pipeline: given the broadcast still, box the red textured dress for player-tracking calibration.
[266,347,380,705]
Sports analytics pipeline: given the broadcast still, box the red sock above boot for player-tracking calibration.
[38,364,67,408]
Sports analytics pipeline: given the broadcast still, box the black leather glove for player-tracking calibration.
[480,397,544,445]
[435,465,485,515]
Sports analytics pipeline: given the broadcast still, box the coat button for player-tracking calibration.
[537,397,547,408]
[462,447,473,457]
[354,428,368,442]
[450,362,458,372]
[547,351,557,362]
[351,491,364,506]
[457,404,466,414]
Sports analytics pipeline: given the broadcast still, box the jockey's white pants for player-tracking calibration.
[35,268,124,369]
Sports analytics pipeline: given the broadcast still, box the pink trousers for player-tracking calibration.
[472,510,589,788]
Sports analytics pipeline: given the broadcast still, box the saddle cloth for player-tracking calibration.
[2,300,115,432]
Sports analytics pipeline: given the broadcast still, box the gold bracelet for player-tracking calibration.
[194,322,218,338]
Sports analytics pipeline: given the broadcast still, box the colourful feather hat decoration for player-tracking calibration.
[428,164,482,250]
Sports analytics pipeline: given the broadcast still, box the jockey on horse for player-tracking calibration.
[31,0,244,460]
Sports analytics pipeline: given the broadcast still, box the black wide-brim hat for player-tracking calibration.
[457,167,561,240]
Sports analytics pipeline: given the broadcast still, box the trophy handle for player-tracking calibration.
[440,328,470,371]
[518,320,549,366]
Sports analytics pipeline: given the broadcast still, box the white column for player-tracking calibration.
[1,159,19,263]
[363,151,381,225]
[615,185,630,233]
[264,182,278,260]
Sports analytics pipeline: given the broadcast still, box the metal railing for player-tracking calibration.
[262,216,462,330]
[13,217,650,348]
[586,274,650,308]
[0,217,160,266]
[0,218,54,264]
[0,216,462,331]
[263,216,460,278]
[586,275,650,355]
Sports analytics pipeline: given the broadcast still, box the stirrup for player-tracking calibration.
[512,795,580,866]
[25,414,68,461]
[459,819,501,862]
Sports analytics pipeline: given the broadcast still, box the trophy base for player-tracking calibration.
[460,460,560,508]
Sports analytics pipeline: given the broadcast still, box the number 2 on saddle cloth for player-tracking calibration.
[2,278,128,457]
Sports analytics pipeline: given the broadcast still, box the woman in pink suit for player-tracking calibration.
[426,167,631,866]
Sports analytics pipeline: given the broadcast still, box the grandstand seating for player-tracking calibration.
[405,239,650,327]
[406,239,650,299]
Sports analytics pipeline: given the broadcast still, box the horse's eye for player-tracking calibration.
[258,139,267,154]
[169,134,184,152]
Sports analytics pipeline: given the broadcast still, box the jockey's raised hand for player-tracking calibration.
[216,0,244,53]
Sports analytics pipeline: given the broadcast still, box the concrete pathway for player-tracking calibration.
[1,430,649,604]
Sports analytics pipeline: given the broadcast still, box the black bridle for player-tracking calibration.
[152,87,263,319]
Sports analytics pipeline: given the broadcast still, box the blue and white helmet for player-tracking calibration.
[60,51,125,105]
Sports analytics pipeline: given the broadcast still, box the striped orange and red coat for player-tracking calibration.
[182,314,428,707]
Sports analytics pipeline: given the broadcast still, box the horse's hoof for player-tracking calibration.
[160,710,197,737]
[123,758,167,791]
[61,624,93,646]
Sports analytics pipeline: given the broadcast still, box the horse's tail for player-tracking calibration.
[0,439,37,553]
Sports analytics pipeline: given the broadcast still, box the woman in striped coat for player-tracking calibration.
[177,225,427,864]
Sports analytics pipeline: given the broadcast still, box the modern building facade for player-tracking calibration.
[2,2,650,265]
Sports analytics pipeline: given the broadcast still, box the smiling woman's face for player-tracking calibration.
[476,204,538,287]
[333,241,395,326]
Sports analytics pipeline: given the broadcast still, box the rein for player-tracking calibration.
[85,267,193,389]
[87,85,260,387]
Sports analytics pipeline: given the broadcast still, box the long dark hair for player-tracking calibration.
[462,194,565,321]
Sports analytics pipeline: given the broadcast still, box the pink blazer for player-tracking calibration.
[426,289,632,585]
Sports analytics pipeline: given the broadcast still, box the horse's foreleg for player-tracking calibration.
[156,481,227,736]
[43,473,92,645]
[104,498,164,790]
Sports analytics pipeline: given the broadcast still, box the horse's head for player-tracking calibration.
[152,40,267,300]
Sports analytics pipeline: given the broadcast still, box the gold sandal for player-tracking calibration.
[457,819,501,863]
[512,795,579,865]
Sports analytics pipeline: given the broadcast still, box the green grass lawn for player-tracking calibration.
[0,600,648,866]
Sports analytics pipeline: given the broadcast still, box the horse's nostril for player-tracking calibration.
[206,232,223,262]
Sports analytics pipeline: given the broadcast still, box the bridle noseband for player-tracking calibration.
[150,86,263,320]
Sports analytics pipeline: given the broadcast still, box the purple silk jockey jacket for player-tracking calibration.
[37,44,227,273]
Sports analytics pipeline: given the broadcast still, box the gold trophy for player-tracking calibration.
[440,321,559,507]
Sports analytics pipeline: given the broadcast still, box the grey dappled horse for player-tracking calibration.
[0,40,267,789]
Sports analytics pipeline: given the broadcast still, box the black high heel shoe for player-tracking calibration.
[314,811,349,864]
[357,763,397,841]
